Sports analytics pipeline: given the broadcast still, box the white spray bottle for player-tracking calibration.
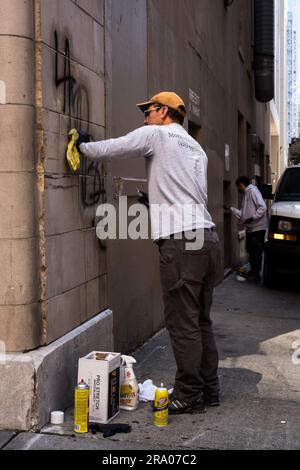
[120,355,139,411]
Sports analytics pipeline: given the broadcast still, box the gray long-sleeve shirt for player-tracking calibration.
[230,184,268,233]
[80,123,215,240]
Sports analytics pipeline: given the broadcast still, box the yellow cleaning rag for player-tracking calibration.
[66,128,81,171]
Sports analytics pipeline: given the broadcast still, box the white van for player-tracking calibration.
[263,165,300,287]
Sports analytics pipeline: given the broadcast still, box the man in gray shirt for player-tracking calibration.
[230,176,268,282]
[78,91,221,414]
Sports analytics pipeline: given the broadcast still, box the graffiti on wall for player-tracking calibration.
[54,31,106,207]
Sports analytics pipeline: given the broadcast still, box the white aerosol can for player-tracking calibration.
[120,355,139,411]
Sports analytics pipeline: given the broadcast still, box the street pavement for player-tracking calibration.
[1,273,300,450]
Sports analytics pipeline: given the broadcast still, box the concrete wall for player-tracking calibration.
[104,0,270,353]
[0,309,113,431]
[0,0,271,429]
[0,0,107,352]
[38,0,107,347]
[0,0,270,355]
[0,0,40,352]
[148,0,270,270]
[105,0,165,353]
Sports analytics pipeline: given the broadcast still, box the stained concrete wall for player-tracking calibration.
[105,0,271,354]
[0,0,107,352]
[105,0,165,353]
[0,309,113,431]
[40,0,107,347]
[0,0,39,352]
[0,0,271,430]
[0,0,270,357]
[147,0,270,269]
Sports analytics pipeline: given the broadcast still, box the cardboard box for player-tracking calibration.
[78,351,121,424]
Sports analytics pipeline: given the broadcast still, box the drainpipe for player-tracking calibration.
[34,0,47,345]
[253,0,274,103]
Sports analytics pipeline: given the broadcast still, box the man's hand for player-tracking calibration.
[244,217,254,225]
[76,130,91,152]
[137,189,149,208]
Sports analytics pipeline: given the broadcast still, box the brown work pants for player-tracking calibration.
[158,229,220,403]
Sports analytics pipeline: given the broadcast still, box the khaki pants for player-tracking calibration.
[158,229,221,402]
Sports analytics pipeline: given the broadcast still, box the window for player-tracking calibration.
[276,168,300,201]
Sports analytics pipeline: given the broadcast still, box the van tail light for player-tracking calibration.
[268,233,297,242]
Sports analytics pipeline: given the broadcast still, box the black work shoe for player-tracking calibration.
[202,394,220,407]
[168,397,206,415]
[168,398,194,414]
[193,397,207,413]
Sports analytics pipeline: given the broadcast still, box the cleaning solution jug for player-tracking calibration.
[120,355,139,411]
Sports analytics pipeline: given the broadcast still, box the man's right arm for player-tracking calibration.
[79,126,156,162]
[230,207,242,219]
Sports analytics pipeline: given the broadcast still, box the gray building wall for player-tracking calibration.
[105,0,165,353]
[40,0,107,346]
[0,0,39,352]
[105,0,270,352]
[146,0,269,266]
[0,0,270,355]
[0,0,271,430]
[0,0,107,353]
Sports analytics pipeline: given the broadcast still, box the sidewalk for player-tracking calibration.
[2,274,300,450]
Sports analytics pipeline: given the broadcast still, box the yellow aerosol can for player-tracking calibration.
[74,379,89,433]
[153,383,169,427]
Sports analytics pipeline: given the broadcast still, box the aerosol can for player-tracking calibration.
[74,379,89,433]
[153,383,169,427]
[120,355,139,411]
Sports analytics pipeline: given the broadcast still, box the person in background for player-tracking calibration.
[230,176,268,282]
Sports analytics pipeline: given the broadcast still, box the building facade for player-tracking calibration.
[287,9,298,144]
[0,0,271,430]
[270,0,288,188]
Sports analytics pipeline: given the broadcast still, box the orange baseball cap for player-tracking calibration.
[137,91,187,117]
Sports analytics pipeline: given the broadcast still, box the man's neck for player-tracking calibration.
[162,119,181,126]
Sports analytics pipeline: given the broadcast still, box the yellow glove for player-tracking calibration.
[66,128,80,172]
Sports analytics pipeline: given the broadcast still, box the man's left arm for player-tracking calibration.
[251,189,267,220]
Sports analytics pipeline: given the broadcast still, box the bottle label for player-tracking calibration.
[153,390,169,427]
[120,384,136,406]
[74,388,89,433]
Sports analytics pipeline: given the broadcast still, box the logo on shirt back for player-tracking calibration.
[168,132,202,155]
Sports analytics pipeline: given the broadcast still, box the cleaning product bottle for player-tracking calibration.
[120,355,139,411]
[74,379,89,433]
[153,383,169,427]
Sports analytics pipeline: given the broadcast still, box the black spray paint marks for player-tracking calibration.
[54,31,105,207]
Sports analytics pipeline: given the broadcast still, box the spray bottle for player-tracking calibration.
[120,355,139,411]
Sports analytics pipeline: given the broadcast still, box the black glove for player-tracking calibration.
[76,130,91,152]
[244,217,254,225]
[223,205,230,211]
[137,189,149,208]
[89,423,131,438]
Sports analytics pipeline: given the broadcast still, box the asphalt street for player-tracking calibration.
[1,273,300,450]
